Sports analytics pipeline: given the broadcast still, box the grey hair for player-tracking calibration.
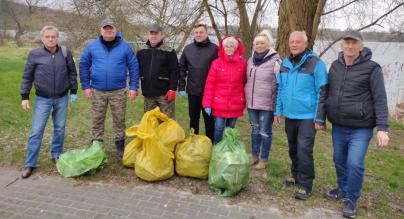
[40,25,59,38]
[253,30,274,47]
[290,31,308,42]
[222,36,238,48]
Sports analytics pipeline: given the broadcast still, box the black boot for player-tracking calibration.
[115,139,125,157]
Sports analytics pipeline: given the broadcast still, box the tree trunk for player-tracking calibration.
[236,0,253,58]
[276,0,326,58]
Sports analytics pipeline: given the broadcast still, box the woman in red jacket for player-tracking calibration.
[202,36,247,144]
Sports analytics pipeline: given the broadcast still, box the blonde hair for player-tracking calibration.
[253,30,274,47]
[222,36,238,48]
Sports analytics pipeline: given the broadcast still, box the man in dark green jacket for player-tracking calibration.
[137,23,179,118]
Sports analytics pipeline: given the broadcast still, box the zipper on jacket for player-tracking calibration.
[106,48,110,90]
[52,54,56,97]
[148,48,155,92]
[251,68,257,107]
[337,66,349,121]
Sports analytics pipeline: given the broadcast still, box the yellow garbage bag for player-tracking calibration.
[125,107,169,138]
[135,136,174,181]
[175,129,212,179]
[157,119,185,152]
[122,138,142,167]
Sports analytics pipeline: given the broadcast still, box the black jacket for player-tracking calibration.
[136,40,179,97]
[178,39,218,96]
[325,47,388,131]
[20,45,78,100]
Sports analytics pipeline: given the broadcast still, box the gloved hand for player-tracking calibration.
[179,91,186,97]
[70,94,77,103]
[166,90,176,101]
[204,108,211,116]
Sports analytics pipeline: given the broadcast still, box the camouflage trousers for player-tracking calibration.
[144,95,175,119]
[92,88,127,142]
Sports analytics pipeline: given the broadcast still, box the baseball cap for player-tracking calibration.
[101,18,115,28]
[148,23,162,32]
[343,30,363,41]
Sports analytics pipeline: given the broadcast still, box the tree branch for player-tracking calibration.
[322,0,360,16]
[319,2,404,57]
[310,0,326,46]
[203,0,221,42]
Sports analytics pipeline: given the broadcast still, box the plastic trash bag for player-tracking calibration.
[122,138,142,167]
[208,128,250,197]
[56,141,107,177]
[135,136,174,181]
[157,119,185,152]
[175,129,212,179]
[125,107,169,138]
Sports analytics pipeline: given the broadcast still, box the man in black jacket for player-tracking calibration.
[324,30,389,218]
[178,24,218,141]
[137,23,179,118]
[20,25,78,178]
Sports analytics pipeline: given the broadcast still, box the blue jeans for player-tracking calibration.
[332,124,373,201]
[25,95,68,167]
[248,109,274,160]
[213,117,237,144]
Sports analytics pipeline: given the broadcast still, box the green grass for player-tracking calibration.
[0,42,403,218]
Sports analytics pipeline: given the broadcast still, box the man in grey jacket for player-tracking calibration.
[324,30,389,218]
[20,25,78,178]
[178,23,218,141]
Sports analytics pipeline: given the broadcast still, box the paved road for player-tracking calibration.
[0,168,342,219]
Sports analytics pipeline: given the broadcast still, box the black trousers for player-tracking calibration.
[188,94,214,142]
[285,118,316,192]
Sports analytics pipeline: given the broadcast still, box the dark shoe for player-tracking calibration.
[342,198,356,218]
[324,188,346,201]
[21,167,34,179]
[51,157,59,164]
[295,187,311,200]
[284,177,296,187]
[115,139,125,157]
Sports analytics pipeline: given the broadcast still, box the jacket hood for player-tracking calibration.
[218,35,244,62]
[264,48,278,58]
[338,46,372,66]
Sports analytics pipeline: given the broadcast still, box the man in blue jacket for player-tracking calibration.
[79,18,139,157]
[274,31,328,200]
[20,25,78,178]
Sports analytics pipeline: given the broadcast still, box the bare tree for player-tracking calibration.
[204,0,270,58]
[1,0,41,46]
[275,0,326,58]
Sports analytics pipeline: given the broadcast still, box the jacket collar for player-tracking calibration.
[284,49,316,70]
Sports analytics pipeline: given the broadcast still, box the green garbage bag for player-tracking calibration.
[208,128,250,197]
[56,141,107,177]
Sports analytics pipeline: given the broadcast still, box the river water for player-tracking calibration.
[314,41,404,116]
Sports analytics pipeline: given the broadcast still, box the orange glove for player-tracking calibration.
[166,90,176,101]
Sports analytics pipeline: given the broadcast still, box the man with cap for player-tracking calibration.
[136,23,179,118]
[178,23,218,141]
[324,30,389,218]
[79,18,139,157]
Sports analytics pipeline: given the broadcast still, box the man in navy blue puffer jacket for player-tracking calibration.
[79,18,139,157]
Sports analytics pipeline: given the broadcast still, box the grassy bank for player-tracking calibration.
[0,42,403,218]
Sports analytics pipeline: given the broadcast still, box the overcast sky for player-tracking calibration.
[15,0,404,32]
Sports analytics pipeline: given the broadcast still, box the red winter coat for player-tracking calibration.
[202,36,247,118]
